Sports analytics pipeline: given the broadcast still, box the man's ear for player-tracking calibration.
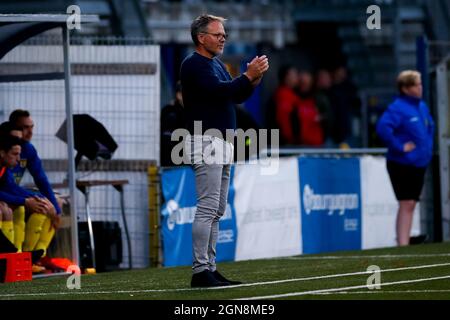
[197,34,205,45]
[0,150,5,159]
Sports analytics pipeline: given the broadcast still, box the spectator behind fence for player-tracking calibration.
[329,66,360,148]
[315,69,335,146]
[274,65,301,145]
[376,70,434,246]
[295,70,325,146]
[160,81,185,166]
[180,14,268,287]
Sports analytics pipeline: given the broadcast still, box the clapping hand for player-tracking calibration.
[244,55,269,85]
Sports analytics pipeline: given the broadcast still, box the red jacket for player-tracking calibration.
[275,86,324,146]
[275,86,300,144]
[297,96,324,146]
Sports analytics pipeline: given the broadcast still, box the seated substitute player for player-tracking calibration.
[9,110,62,249]
[9,110,62,215]
[0,131,58,257]
[0,121,27,251]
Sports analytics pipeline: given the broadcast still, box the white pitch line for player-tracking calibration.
[236,275,450,300]
[313,289,450,295]
[207,262,450,290]
[0,287,195,298]
[1,262,450,298]
[0,288,183,298]
[33,272,71,279]
[286,253,450,260]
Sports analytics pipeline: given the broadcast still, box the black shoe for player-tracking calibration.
[212,270,242,285]
[409,234,428,245]
[29,249,45,264]
[191,270,230,288]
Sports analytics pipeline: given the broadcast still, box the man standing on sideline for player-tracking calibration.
[180,14,269,287]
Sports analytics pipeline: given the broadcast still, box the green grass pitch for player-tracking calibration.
[1,242,450,300]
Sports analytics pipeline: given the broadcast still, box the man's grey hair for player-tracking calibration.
[191,14,226,46]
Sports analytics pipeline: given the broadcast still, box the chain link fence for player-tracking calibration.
[0,32,160,268]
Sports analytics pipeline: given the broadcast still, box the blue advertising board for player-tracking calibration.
[298,157,362,254]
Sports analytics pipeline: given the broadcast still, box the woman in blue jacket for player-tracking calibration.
[376,70,434,246]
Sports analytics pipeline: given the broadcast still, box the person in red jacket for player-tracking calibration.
[295,70,324,146]
[274,65,301,145]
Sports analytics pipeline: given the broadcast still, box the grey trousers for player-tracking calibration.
[187,135,233,274]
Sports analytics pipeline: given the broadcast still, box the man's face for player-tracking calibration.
[199,21,226,57]
[1,145,21,168]
[17,116,34,142]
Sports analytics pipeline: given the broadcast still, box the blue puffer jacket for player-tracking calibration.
[376,94,434,168]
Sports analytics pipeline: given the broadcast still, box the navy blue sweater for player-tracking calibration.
[180,52,254,136]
